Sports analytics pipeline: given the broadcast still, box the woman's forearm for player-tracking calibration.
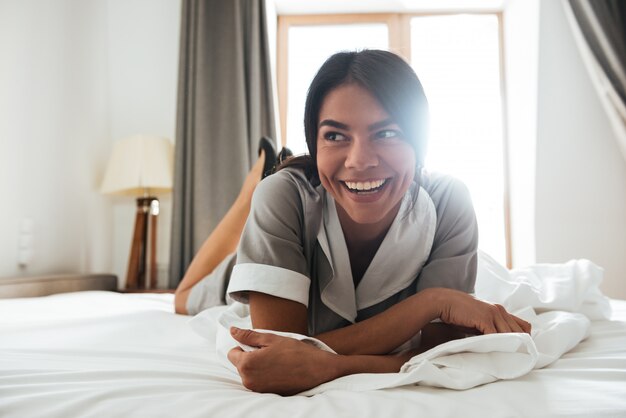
[315,288,441,356]
[330,351,414,378]
[248,284,532,358]
[314,287,530,356]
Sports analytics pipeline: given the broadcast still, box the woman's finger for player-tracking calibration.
[513,316,532,334]
[230,327,272,347]
[493,304,525,333]
[480,321,498,335]
[502,312,525,333]
[227,346,245,366]
[490,305,513,333]
[493,314,512,333]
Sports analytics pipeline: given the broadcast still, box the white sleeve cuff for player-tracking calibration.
[227,263,311,307]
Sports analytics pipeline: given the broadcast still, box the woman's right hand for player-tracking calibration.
[228,327,340,395]
[427,288,532,335]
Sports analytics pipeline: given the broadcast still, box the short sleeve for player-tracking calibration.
[227,171,311,307]
[416,174,478,293]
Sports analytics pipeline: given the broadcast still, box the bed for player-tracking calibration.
[1,266,625,417]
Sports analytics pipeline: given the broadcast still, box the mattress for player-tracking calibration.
[1,291,625,417]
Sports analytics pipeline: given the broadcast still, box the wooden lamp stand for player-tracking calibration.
[126,196,159,290]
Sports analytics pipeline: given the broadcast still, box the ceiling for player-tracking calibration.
[273,0,508,15]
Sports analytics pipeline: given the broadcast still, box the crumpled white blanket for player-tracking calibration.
[189,251,612,395]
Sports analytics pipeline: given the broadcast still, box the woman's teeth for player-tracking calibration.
[343,179,387,193]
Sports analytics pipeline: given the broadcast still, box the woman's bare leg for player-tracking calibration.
[174,153,266,314]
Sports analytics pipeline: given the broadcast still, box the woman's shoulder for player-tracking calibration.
[252,166,322,210]
[415,170,478,293]
[420,170,473,211]
[258,166,317,193]
[419,170,476,235]
[249,166,325,250]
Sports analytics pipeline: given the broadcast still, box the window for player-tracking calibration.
[286,22,388,155]
[278,13,511,267]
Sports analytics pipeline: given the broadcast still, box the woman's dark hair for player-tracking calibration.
[279,49,429,188]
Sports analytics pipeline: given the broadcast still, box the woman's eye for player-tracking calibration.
[323,132,347,141]
[376,129,401,139]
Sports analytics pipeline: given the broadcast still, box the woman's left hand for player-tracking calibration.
[431,288,532,335]
[227,327,338,396]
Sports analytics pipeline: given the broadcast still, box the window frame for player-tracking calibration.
[277,12,512,268]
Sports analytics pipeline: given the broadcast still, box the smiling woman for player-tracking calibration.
[279,13,511,268]
[174,49,530,395]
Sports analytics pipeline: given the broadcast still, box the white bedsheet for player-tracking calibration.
[1,272,626,417]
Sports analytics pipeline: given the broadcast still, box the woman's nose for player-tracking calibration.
[344,138,378,170]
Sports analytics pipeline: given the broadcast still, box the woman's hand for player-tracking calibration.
[428,288,532,335]
[228,327,417,395]
[227,327,338,396]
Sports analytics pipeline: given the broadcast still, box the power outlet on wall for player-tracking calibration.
[18,218,34,268]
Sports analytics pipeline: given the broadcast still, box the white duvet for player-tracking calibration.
[190,252,611,395]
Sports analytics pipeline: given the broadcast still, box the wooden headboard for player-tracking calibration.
[0,274,118,299]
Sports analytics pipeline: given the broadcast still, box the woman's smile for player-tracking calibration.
[341,178,388,193]
[339,177,390,203]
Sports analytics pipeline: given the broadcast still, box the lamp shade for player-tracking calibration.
[100,134,174,196]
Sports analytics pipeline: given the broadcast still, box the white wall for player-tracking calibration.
[0,0,112,278]
[535,0,626,299]
[0,0,180,289]
[106,0,181,288]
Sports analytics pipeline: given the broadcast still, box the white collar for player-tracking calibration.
[316,183,437,323]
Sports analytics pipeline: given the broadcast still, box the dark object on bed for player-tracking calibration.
[0,274,118,299]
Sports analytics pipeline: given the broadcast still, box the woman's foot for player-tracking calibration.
[277,147,293,165]
[258,136,277,179]
[237,138,292,207]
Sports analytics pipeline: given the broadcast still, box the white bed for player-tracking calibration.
[1,287,625,417]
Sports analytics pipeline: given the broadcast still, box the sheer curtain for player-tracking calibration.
[563,0,626,160]
[168,0,277,288]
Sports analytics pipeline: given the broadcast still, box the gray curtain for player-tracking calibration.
[169,0,277,288]
[566,0,626,159]
[568,0,626,106]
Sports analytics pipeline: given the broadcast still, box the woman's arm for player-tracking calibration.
[249,288,531,356]
[314,289,439,354]
[248,289,438,355]
[232,290,531,395]
[249,289,438,354]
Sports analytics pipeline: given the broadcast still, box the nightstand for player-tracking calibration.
[0,274,118,299]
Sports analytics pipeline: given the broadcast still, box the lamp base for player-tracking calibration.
[126,197,159,290]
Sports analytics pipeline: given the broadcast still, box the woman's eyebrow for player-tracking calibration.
[319,119,349,130]
[319,119,395,131]
[367,118,395,131]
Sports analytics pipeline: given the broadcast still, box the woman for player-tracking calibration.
[175,50,530,395]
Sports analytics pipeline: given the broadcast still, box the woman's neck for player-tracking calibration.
[335,201,402,253]
[335,201,402,286]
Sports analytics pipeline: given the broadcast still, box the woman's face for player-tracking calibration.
[316,83,416,225]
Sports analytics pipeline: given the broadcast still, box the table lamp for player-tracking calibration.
[100,135,174,290]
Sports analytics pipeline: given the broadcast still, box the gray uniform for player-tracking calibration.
[187,167,478,336]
